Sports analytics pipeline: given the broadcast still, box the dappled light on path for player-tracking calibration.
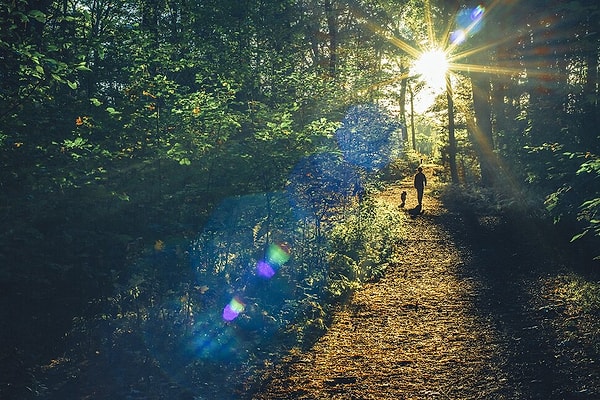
[251,172,600,399]
[253,187,507,399]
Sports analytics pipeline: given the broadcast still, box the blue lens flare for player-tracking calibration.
[450,30,467,45]
[287,152,363,219]
[335,103,403,172]
[471,5,484,21]
[141,109,397,390]
[452,5,485,44]
[185,192,300,360]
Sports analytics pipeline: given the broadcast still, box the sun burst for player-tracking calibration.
[412,49,449,91]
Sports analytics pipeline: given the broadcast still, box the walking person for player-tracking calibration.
[414,167,427,209]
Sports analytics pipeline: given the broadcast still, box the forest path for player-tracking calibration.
[249,168,599,399]
[251,174,506,399]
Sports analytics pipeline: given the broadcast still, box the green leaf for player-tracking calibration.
[51,73,64,83]
[112,192,130,201]
[571,231,588,242]
[13,11,28,23]
[28,10,46,23]
[106,107,121,115]
[67,80,78,90]
[90,98,102,106]
[179,158,191,165]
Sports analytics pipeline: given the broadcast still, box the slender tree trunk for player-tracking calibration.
[583,25,599,147]
[491,77,507,141]
[399,62,408,141]
[465,0,496,187]
[410,86,415,150]
[471,72,495,187]
[324,0,337,77]
[446,74,459,183]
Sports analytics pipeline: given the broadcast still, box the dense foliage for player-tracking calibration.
[0,0,598,398]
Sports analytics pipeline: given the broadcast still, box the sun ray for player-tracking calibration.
[349,0,568,116]
[362,19,422,59]
[449,34,519,63]
[423,0,436,50]
[452,95,528,201]
[449,62,564,82]
[449,63,516,76]
[347,2,423,59]
[357,72,416,94]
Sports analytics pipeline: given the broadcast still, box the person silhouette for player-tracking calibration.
[413,167,427,209]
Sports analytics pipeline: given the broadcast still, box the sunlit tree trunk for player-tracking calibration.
[461,0,496,187]
[446,74,459,183]
[470,71,495,187]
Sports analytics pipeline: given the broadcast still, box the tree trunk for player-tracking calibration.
[583,23,599,147]
[399,61,408,142]
[446,74,459,183]
[470,72,495,187]
[324,0,338,77]
[465,0,496,187]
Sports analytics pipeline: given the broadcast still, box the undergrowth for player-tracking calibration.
[543,273,600,354]
[326,194,407,298]
[37,188,408,398]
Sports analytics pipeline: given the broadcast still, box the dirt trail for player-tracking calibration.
[250,173,600,399]
[252,181,506,399]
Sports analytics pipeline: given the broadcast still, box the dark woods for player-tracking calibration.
[0,0,599,398]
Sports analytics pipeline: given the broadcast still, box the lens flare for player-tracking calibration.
[335,103,402,172]
[223,297,245,321]
[287,152,363,219]
[256,260,276,279]
[256,243,291,279]
[267,243,291,265]
[450,30,467,45]
[453,5,485,43]
[471,5,484,21]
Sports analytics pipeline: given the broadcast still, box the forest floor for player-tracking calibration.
[248,166,600,399]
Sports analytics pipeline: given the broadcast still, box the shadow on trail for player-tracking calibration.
[437,202,594,399]
[407,204,424,218]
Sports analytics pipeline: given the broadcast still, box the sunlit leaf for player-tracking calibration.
[51,73,62,82]
[106,107,121,115]
[571,230,588,242]
[111,192,130,201]
[195,285,209,294]
[154,240,165,251]
[76,65,92,72]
